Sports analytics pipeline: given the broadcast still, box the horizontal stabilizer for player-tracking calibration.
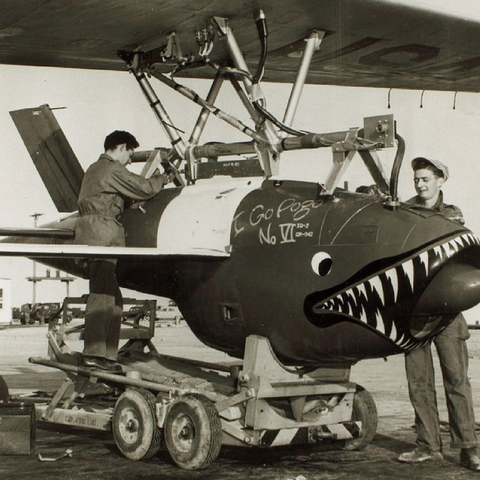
[0,227,75,239]
[10,105,84,212]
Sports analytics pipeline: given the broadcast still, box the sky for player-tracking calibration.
[1,59,480,320]
[388,0,480,20]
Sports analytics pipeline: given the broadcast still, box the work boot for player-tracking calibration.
[57,352,82,366]
[460,448,480,471]
[398,447,443,463]
[81,355,122,373]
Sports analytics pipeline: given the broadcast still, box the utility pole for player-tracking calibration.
[29,213,43,304]
[27,213,76,304]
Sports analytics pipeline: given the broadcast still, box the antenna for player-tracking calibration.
[420,90,425,108]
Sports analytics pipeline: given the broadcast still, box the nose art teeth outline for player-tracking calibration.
[313,233,477,349]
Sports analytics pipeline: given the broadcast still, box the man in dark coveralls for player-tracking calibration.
[75,130,169,372]
[398,157,480,471]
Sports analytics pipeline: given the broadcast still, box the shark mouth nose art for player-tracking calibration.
[306,233,480,351]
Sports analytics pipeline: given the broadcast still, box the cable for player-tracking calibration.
[253,101,311,136]
[252,9,268,85]
[389,133,406,200]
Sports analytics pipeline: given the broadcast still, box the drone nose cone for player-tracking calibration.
[415,263,480,315]
[410,262,480,339]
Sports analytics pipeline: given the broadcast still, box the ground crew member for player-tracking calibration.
[20,303,31,325]
[398,157,480,471]
[75,130,170,372]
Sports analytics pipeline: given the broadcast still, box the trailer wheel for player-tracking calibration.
[338,385,377,451]
[0,375,9,402]
[113,388,162,460]
[165,393,222,470]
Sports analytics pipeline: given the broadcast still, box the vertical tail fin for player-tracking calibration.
[10,104,84,212]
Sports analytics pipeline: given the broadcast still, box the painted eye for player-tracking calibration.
[311,251,333,276]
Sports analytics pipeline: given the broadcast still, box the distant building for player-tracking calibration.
[0,279,12,325]
[468,319,480,330]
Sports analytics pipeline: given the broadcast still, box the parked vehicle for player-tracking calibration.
[156,301,183,326]
[20,302,72,324]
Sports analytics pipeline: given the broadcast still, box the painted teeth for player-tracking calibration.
[317,232,480,349]
[375,311,384,334]
[418,251,429,276]
[369,276,385,304]
[402,259,414,293]
[384,268,398,302]
[390,320,398,342]
[356,283,368,301]
[433,244,445,261]
[359,304,368,323]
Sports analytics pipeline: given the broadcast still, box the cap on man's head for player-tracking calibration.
[411,157,449,181]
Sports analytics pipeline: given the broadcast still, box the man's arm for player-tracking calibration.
[111,165,169,200]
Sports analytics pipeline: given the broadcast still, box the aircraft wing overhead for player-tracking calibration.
[1,1,480,92]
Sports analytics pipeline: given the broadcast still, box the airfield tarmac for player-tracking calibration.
[1,323,480,480]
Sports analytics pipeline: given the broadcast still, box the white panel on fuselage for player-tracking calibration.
[157,177,263,256]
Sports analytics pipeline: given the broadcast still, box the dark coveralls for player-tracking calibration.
[405,192,478,451]
[75,153,166,361]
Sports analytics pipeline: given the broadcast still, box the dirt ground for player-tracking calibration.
[1,322,480,480]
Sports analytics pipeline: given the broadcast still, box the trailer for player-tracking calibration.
[15,297,377,470]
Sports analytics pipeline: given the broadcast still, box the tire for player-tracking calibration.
[0,375,9,402]
[337,385,377,451]
[113,388,162,460]
[165,393,222,470]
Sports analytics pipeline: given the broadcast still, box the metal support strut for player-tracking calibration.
[120,51,193,180]
[212,15,281,177]
[118,12,397,192]
[129,63,187,160]
[283,30,325,128]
